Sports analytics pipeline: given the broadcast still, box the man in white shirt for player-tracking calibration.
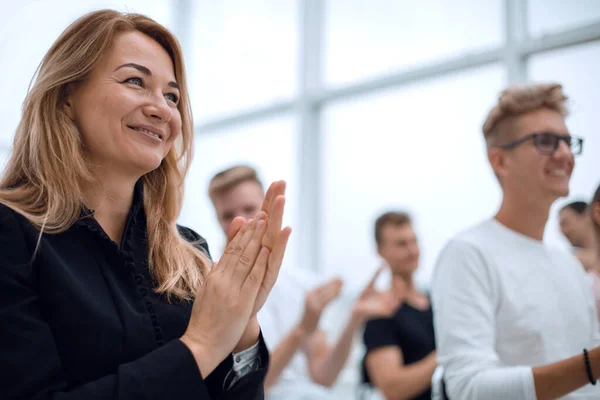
[208,165,401,399]
[432,82,600,399]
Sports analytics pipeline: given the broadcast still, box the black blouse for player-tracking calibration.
[0,182,268,399]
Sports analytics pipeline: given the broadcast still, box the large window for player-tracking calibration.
[529,41,600,248]
[189,0,299,123]
[528,0,600,37]
[321,65,506,290]
[179,115,299,270]
[324,0,504,87]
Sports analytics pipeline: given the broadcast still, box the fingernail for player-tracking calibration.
[257,220,265,229]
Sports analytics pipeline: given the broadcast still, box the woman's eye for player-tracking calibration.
[124,77,143,86]
[165,93,179,103]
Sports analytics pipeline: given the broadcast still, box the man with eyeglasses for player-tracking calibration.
[432,83,600,399]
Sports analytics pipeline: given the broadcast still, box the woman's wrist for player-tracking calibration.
[180,334,218,378]
[233,316,261,353]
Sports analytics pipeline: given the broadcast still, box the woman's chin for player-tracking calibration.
[130,155,165,176]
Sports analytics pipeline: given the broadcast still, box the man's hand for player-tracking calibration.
[298,278,343,335]
[352,265,405,321]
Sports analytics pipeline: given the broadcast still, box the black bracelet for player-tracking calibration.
[584,349,597,385]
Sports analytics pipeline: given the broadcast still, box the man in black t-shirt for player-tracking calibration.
[362,211,437,400]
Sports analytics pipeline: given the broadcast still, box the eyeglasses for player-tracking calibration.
[497,132,584,156]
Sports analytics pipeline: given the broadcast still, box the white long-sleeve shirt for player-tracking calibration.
[432,219,600,399]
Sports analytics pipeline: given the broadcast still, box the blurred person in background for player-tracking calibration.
[209,165,402,400]
[0,9,292,400]
[587,184,600,321]
[433,82,600,399]
[559,200,597,270]
[362,211,437,400]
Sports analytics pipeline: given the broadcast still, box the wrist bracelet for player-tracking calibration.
[584,348,597,385]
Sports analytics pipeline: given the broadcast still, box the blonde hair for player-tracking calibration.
[0,9,209,301]
[208,165,263,203]
[482,82,569,147]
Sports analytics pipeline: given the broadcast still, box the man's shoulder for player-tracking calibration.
[454,219,497,242]
[433,220,500,287]
[440,220,497,257]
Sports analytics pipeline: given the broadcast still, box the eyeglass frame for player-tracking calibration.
[495,132,584,156]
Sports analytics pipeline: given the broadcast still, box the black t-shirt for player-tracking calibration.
[362,302,435,400]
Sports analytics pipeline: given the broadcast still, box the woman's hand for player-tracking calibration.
[218,181,292,355]
[252,180,291,316]
[181,214,271,378]
[224,181,291,318]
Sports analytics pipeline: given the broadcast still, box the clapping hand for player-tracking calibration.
[298,278,344,335]
[181,181,291,376]
[352,265,405,321]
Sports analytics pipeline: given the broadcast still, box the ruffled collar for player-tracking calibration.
[74,179,145,240]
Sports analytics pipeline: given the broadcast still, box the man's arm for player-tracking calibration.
[365,347,437,400]
[433,239,534,399]
[533,348,600,400]
[263,278,343,390]
[263,325,308,389]
[305,315,363,387]
[433,239,600,400]
[305,266,404,388]
[576,248,595,271]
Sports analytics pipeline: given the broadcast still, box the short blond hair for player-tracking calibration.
[482,82,569,147]
[208,165,263,203]
[375,211,412,246]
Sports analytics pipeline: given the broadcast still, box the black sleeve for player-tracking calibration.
[205,334,270,400]
[0,207,214,400]
[363,317,398,353]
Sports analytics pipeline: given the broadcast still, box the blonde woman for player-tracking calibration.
[0,10,290,400]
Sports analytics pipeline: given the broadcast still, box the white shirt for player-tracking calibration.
[258,266,332,400]
[432,219,600,400]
